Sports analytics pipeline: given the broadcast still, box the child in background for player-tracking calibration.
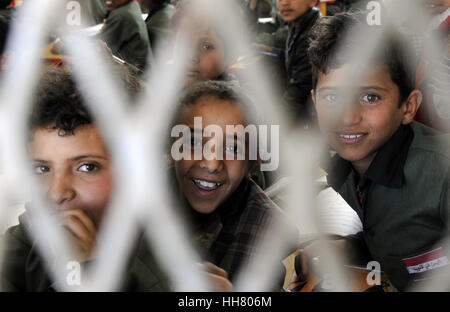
[100,0,152,72]
[278,0,319,125]
[140,0,175,56]
[171,0,240,85]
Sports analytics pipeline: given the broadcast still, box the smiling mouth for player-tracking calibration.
[281,9,293,15]
[193,178,223,191]
[186,71,200,77]
[337,133,368,144]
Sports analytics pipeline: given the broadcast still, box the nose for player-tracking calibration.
[199,143,224,173]
[48,172,76,206]
[191,53,200,64]
[338,102,362,127]
[278,0,287,7]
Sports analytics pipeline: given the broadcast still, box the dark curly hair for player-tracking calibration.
[307,11,416,106]
[29,65,143,136]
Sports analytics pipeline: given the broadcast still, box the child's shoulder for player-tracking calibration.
[246,178,283,213]
[3,213,32,247]
[409,121,450,161]
[108,1,142,23]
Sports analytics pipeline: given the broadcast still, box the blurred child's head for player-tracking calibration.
[308,12,422,173]
[171,0,239,85]
[171,81,259,214]
[102,0,130,11]
[277,0,318,25]
[29,66,141,228]
[423,0,450,15]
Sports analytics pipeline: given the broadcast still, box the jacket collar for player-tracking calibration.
[326,124,414,190]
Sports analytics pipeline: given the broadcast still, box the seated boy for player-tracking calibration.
[278,0,319,125]
[0,67,169,291]
[297,12,450,291]
[171,0,239,85]
[169,80,297,288]
[100,0,152,72]
[140,0,175,56]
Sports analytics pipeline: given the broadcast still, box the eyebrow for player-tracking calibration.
[189,129,245,143]
[317,85,389,93]
[33,155,108,162]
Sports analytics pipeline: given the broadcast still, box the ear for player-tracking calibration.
[311,89,317,106]
[245,158,262,179]
[401,89,422,125]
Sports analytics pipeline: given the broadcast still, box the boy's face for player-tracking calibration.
[31,125,113,228]
[423,0,450,15]
[174,96,254,214]
[313,63,419,173]
[103,0,129,11]
[278,0,316,24]
[175,19,227,85]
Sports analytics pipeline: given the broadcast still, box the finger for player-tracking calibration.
[201,262,229,279]
[59,209,97,238]
[61,215,96,251]
[204,272,233,292]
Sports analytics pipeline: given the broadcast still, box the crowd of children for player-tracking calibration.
[0,0,449,292]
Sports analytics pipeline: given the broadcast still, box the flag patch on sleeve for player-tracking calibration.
[402,247,449,274]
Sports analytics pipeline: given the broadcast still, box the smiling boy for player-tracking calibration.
[170,81,296,286]
[305,12,450,290]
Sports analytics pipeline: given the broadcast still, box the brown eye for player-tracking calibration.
[34,165,50,174]
[362,94,380,104]
[201,43,214,50]
[78,163,99,172]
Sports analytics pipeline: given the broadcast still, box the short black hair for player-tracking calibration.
[0,15,10,55]
[308,11,416,106]
[168,80,259,155]
[30,65,143,135]
[176,80,257,125]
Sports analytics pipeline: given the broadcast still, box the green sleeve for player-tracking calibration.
[1,224,32,291]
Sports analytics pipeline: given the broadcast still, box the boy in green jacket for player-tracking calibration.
[296,12,450,291]
[100,0,152,72]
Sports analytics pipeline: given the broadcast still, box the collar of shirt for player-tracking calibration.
[326,124,415,190]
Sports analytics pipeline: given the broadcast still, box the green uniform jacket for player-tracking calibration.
[80,0,107,26]
[101,1,152,71]
[145,4,175,53]
[0,213,170,291]
[74,0,106,26]
[328,122,450,290]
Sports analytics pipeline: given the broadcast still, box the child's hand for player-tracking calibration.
[58,209,97,262]
[200,262,233,292]
[293,239,352,282]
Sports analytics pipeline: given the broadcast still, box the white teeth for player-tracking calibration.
[340,134,364,139]
[194,179,222,188]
